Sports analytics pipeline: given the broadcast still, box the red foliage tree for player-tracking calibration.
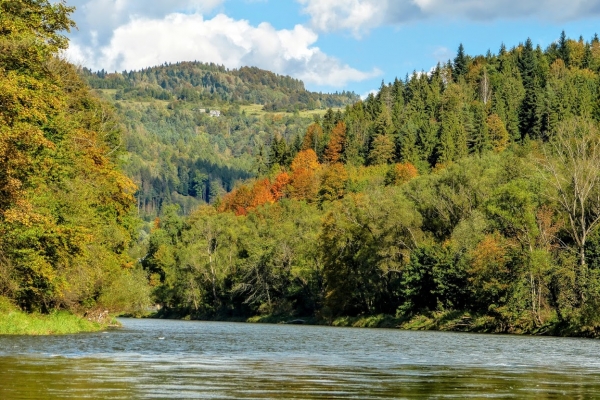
[271,172,291,200]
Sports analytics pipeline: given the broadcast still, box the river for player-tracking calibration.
[1,318,600,398]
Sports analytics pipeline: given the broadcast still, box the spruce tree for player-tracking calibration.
[583,43,592,69]
[558,30,570,66]
[518,38,543,139]
[454,43,468,78]
[322,108,336,134]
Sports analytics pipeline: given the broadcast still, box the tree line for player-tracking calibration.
[142,32,600,334]
[0,0,150,315]
[82,62,359,112]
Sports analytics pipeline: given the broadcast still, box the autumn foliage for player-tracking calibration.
[219,149,325,214]
[271,172,291,200]
[219,182,278,216]
[289,149,320,202]
[301,123,323,152]
[385,162,419,185]
[324,121,346,164]
[0,1,149,314]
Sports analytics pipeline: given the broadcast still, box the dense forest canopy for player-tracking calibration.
[113,100,329,218]
[4,0,600,336]
[82,62,359,112]
[81,63,357,219]
[141,31,600,335]
[0,0,149,315]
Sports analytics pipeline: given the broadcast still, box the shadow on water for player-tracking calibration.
[1,319,600,399]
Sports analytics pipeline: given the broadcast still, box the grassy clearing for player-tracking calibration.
[0,297,112,335]
[240,104,343,118]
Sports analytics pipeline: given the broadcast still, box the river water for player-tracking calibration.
[1,318,600,398]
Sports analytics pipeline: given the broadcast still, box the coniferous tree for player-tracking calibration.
[469,102,491,154]
[558,30,570,66]
[583,43,592,69]
[454,43,468,78]
[268,136,290,168]
[398,119,419,165]
[255,145,269,176]
[518,38,543,139]
[322,108,336,135]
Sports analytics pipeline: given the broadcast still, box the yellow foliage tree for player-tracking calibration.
[486,114,509,152]
[289,149,320,202]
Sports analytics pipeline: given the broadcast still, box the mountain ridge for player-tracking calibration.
[81,61,360,112]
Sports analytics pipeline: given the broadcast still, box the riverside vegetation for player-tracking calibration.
[5,1,600,337]
[138,33,600,337]
[0,0,150,333]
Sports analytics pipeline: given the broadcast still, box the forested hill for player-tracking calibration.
[81,62,359,112]
[142,32,600,336]
[0,0,150,318]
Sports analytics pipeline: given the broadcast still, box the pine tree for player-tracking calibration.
[486,114,509,152]
[558,30,570,66]
[469,102,491,154]
[268,136,289,168]
[583,43,592,69]
[399,119,419,164]
[302,123,323,153]
[518,38,543,139]
[368,104,397,164]
[454,43,468,78]
[368,135,395,165]
[322,108,336,134]
[255,145,269,176]
[373,104,394,137]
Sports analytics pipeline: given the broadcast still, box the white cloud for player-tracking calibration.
[296,0,392,37]
[66,13,380,88]
[67,0,225,47]
[298,0,600,35]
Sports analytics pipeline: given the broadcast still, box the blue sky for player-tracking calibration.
[64,0,600,96]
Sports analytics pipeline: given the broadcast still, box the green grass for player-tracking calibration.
[240,104,343,118]
[0,297,112,335]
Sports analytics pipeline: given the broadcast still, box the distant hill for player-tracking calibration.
[82,62,349,218]
[81,62,360,112]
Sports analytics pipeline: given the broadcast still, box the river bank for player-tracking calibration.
[4,318,600,398]
[0,297,116,335]
[150,308,600,338]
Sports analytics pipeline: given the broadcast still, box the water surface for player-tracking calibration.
[1,318,600,398]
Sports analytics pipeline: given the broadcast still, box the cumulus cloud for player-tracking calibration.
[66,0,224,47]
[296,0,395,36]
[298,0,600,35]
[65,12,380,88]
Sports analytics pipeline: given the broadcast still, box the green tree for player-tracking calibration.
[518,38,544,139]
[454,43,468,78]
[540,117,600,302]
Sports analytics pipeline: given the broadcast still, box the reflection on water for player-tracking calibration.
[1,319,600,399]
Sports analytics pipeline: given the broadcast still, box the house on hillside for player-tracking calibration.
[209,110,221,117]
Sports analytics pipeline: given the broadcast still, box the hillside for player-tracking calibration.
[141,32,600,336]
[81,63,352,218]
[81,62,359,112]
